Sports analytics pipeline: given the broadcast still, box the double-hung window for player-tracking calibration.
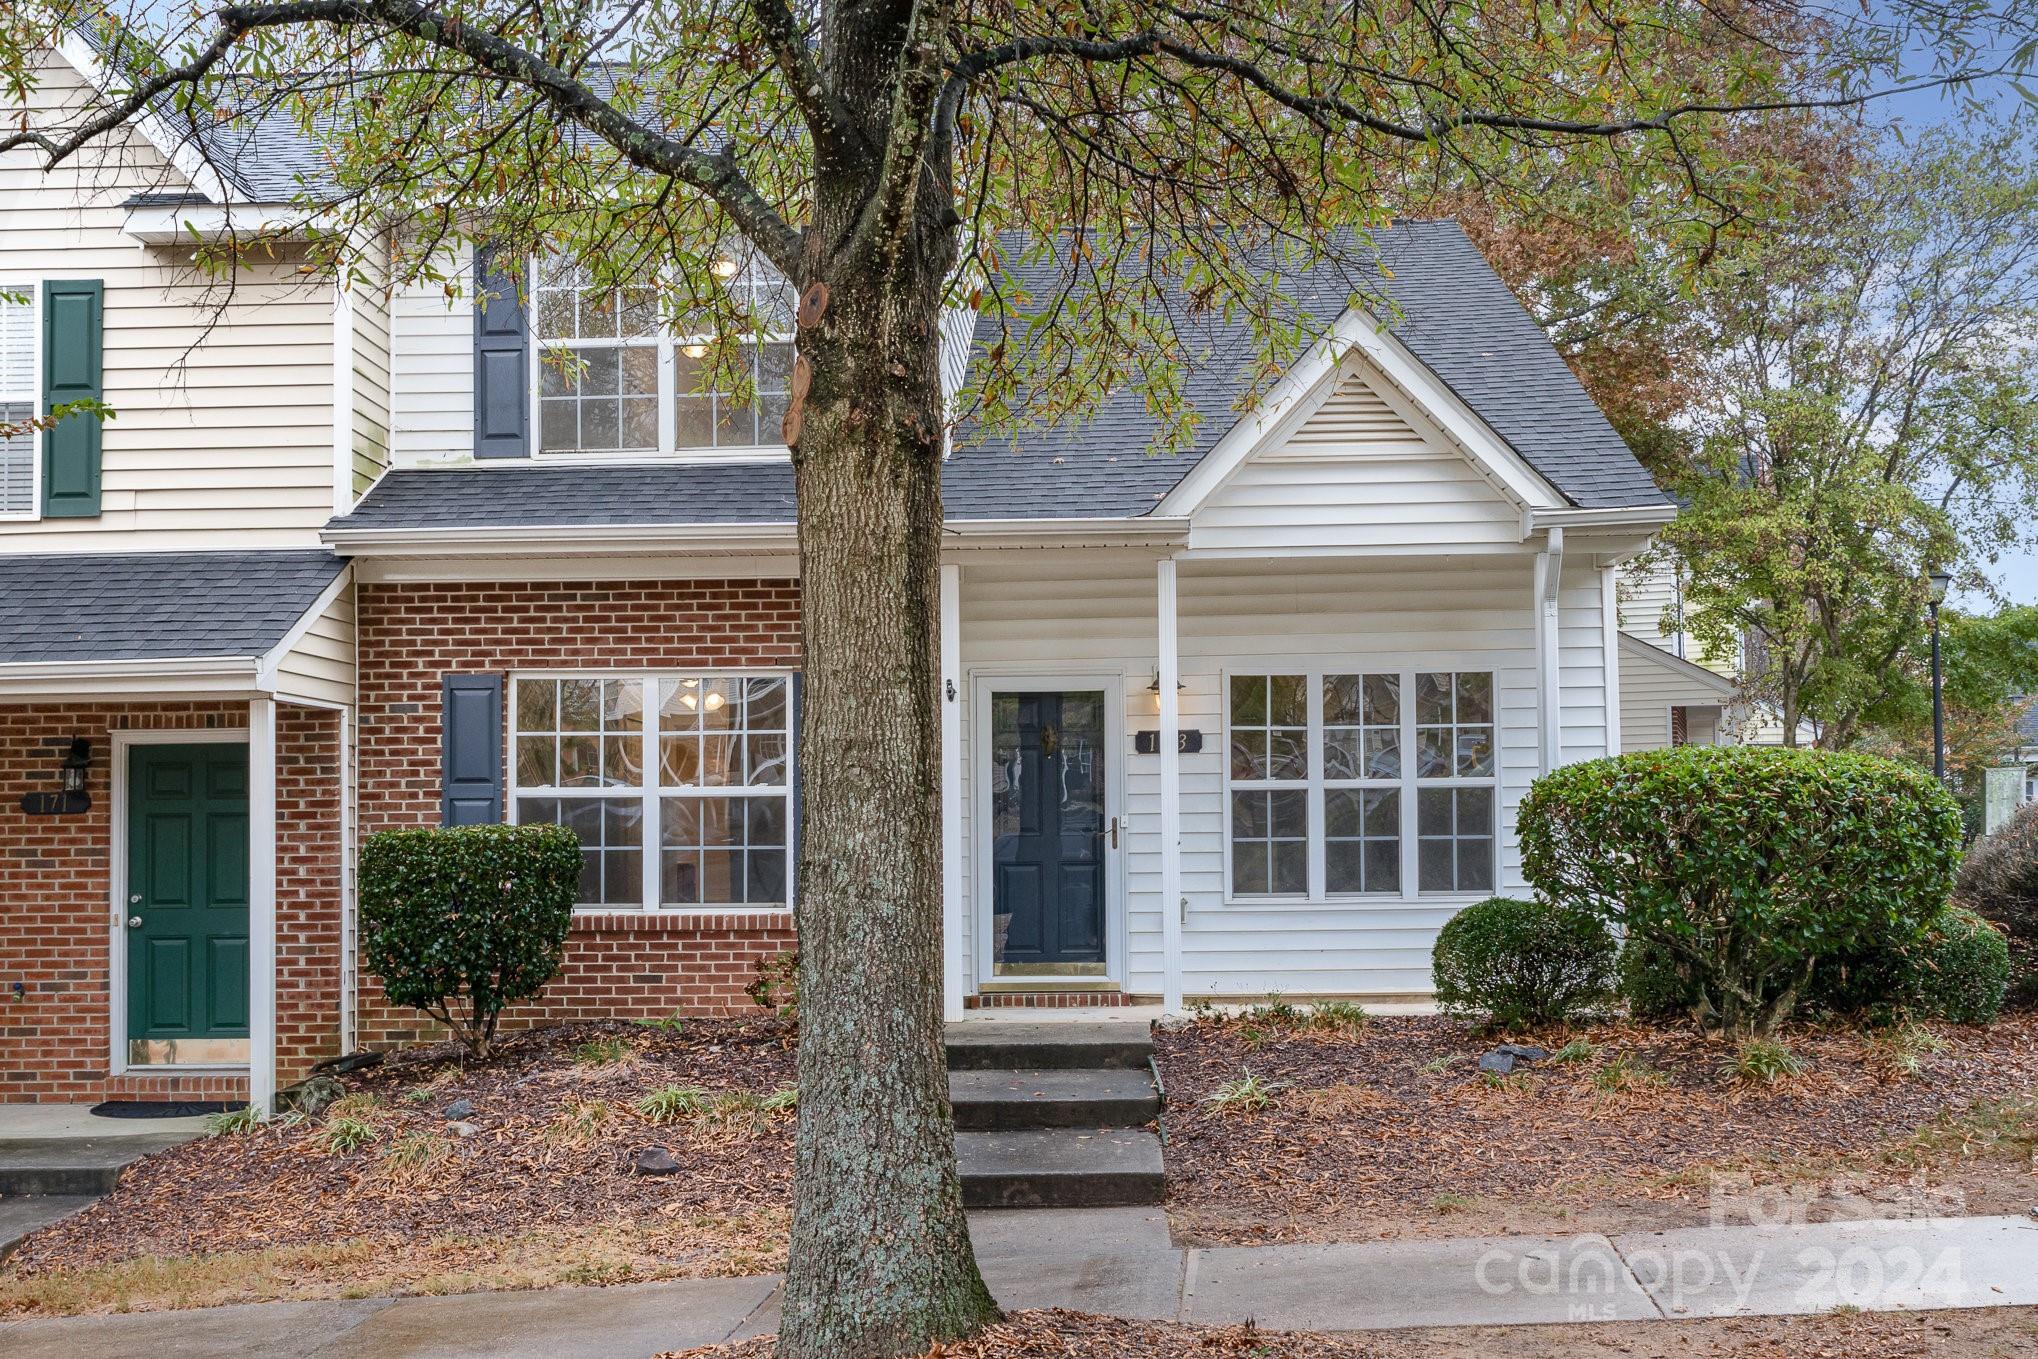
[1226,670,1497,901]
[0,284,36,518]
[511,674,794,911]
[534,256,794,458]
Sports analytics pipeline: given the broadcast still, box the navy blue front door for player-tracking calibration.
[990,690,1106,971]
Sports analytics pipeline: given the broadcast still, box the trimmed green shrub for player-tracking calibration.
[1811,905,2012,1026]
[359,823,581,1057]
[1617,933,1699,1022]
[1519,747,1961,1036]
[1955,801,2038,1008]
[1430,896,1617,1030]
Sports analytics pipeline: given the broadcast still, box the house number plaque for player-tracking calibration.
[19,790,90,816]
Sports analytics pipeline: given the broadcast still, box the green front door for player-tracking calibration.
[127,743,250,1065]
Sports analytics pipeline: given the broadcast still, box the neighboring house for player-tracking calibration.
[1615,555,1740,747]
[5,40,1716,1109]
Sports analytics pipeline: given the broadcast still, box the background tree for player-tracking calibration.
[6,2,2036,1355]
[1662,118,2038,747]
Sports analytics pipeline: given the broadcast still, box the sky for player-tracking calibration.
[1877,27,2038,610]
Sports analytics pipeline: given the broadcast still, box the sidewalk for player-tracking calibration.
[3,1209,2034,1358]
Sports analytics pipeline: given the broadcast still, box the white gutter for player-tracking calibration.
[0,655,261,682]
[324,516,1189,556]
[1523,504,1677,536]
[122,204,331,245]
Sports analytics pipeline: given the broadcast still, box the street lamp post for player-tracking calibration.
[1928,569,1954,784]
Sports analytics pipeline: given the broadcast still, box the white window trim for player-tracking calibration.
[507,671,796,915]
[526,256,794,464]
[1221,666,1500,907]
[0,277,43,523]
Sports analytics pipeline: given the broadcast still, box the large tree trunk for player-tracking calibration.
[776,235,998,1355]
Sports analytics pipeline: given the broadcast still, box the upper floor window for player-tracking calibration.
[534,256,794,459]
[1226,669,1498,901]
[0,285,36,518]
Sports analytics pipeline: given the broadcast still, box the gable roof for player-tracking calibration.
[333,222,1665,537]
[0,550,346,664]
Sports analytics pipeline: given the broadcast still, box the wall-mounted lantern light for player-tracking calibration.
[60,737,91,793]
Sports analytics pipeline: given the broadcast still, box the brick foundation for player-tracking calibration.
[353,579,804,1039]
[0,701,343,1102]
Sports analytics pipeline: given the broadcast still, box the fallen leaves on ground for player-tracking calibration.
[1158,1012,2038,1243]
[661,1305,2038,1359]
[3,1018,797,1306]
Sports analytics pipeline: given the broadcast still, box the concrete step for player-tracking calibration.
[957,1128,1165,1208]
[950,1068,1160,1131]
[0,1194,97,1262]
[0,1134,192,1196]
[945,1021,1153,1072]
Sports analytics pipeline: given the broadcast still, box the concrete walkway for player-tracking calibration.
[3,1210,2035,1357]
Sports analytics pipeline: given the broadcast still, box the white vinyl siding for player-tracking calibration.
[1187,358,1525,553]
[0,283,35,517]
[1618,634,1734,752]
[387,245,473,466]
[0,52,337,549]
[955,551,1615,1000]
[270,580,356,709]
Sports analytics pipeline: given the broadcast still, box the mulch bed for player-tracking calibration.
[7,1018,797,1277]
[1156,1012,2038,1243]
[664,1306,2038,1359]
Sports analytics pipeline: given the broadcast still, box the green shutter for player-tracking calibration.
[42,278,103,518]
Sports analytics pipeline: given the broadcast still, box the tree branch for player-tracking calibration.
[862,0,956,269]
[744,0,864,162]
[1,0,804,273]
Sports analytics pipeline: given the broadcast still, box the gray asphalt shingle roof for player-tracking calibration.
[0,550,346,664]
[334,222,1664,534]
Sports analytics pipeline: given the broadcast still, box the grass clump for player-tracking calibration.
[1306,1001,1370,1036]
[1550,1037,1598,1064]
[1593,1051,1667,1094]
[1207,1070,1281,1115]
[573,1037,631,1066]
[635,1085,714,1123]
[204,1105,263,1136]
[380,1130,446,1180]
[546,1097,614,1146]
[321,1115,379,1155]
[1722,1039,1806,1087]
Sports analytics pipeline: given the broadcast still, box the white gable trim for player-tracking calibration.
[1154,305,1569,519]
[54,32,242,207]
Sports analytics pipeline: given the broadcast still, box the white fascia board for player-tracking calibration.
[1525,504,1678,535]
[1155,305,1570,518]
[324,521,801,556]
[0,655,263,700]
[122,204,330,244]
[254,565,353,691]
[325,517,1186,557]
[55,33,243,208]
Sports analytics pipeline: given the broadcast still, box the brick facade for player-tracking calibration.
[353,579,803,1040]
[0,701,343,1103]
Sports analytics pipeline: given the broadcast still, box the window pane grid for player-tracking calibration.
[1226,668,1497,904]
[512,674,793,912]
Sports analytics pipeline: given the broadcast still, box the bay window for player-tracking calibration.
[511,674,794,910]
[1226,669,1497,900]
[534,255,794,458]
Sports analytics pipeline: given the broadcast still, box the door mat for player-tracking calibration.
[88,1100,238,1119]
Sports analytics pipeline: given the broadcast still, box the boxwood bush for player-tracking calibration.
[1431,896,1617,1030]
[1519,746,1961,1036]
[1955,801,2038,1008]
[359,823,582,1057]
[1809,905,2012,1026]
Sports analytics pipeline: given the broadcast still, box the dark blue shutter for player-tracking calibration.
[442,673,504,826]
[472,246,529,458]
[42,279,103,517]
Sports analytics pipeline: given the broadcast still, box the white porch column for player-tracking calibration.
[1156,556,1184,1014]
[939,563,966,1022]
[1533,529,1565,775]
[1601,563,1622,759]
[249,696,279,1115]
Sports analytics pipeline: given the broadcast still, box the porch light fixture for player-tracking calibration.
[59,736,91,793]
[1146,671,1185,714]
